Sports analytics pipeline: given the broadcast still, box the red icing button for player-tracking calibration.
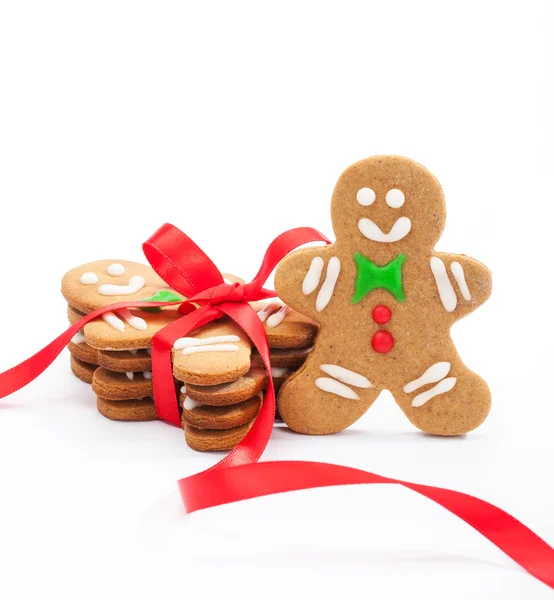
[372,305,392,325]
[372,330,394,353]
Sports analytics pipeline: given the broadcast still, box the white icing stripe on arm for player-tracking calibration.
[117,308,148,331]
[412,377,457,407]
[256,302,282,323]
[315,377,359,400]
[430,257,457,312]
[316,257,341,312]
[142,370,152,380]
[450,262,471,301]
[267,305,291,328]
[102,311,125,332]
[173,335,240,350]
[320,364,373,388]
[181,344,239,355]
[403,362,451,393]
[302,257,325,295]
[97,276,146,296]
[126,372,134,380]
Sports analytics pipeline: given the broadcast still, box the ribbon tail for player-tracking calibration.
[0,300,185,400]
[179,460,554,590]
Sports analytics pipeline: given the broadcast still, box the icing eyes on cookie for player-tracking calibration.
[385,189,405,208]
[356,187,376,206]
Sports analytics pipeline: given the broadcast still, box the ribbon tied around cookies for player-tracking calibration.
[1,223,554,590]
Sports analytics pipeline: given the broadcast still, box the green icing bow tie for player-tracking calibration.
[351,253,406,304]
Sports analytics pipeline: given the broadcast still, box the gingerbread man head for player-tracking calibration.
[331,155,446,260]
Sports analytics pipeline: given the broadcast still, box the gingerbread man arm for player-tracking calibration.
[274,245,337,322]
[429,252,492,320]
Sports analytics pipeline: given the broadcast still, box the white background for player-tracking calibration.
[0,1,553,598]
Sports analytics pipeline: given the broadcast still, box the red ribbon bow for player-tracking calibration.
[0,223,553,590]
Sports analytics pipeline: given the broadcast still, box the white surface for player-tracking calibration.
[0,1,553,599]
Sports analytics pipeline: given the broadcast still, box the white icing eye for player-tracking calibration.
[386,189,405,208]
[356,187,376,206]
[107,263,126,276]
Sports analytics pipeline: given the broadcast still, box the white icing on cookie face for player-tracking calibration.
[385,189,405,208]
[356,187,376,206]
[107,263,126,276]
[97,275,146,296]
[80,272,99,285]
[358,216,412,243]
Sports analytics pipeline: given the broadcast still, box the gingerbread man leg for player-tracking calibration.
[390,355,491,436]
[277,350,380,435]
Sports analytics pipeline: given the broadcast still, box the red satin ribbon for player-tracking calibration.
[0,223,553,590]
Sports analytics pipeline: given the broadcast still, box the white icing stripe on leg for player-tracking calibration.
[183,396,201,410]
[126,372,134,380]
[117,308,148,331]
[320,364,373,388]
[412,377,457,407]
[430,257,457,312]
[71,331,86,344]
[174,335,240,350]
[315,377,359,400]
[450,262,471,301]
[302,257,325,295]
[403,362,451,393]
[102,311,125,332]
[316,257,341,312]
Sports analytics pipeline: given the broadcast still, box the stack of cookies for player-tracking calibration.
[175,320,266,451]
[62,259,318,451]
[176,303,318,451]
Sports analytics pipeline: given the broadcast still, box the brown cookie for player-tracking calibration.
[255,346,313,368]
[97,397,157,421]
[62,260,173,314]
[83,307,181,351]
[184,421,254,452]
[67,304,85,324]
[97,349,151,373]
[274,155,492,436]
[181,393,262,429]
[183,363,266,406]
[70,355,97,384]
[68,337,99,365]
[172,319,252,385]
[92,367,153,400]
[252,301,319,349]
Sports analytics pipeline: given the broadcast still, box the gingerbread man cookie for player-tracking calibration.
[275,156,492,436]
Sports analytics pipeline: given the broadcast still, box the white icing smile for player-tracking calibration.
[358,216,412,243]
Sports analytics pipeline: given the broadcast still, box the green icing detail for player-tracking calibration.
[139,290,184,312]
[351,253,406,304]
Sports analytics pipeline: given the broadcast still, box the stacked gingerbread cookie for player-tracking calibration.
[62,260,318,451]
